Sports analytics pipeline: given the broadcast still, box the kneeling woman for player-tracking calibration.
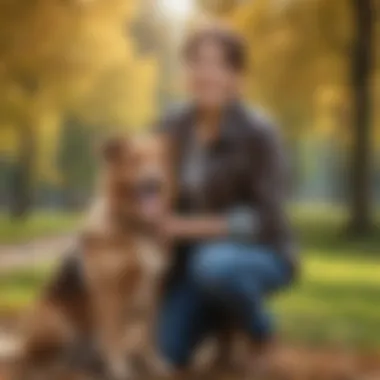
[157,26,298,376]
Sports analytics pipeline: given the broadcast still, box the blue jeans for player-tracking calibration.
[157,241,291,368]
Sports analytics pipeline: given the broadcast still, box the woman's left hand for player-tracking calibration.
[159,215,229,242]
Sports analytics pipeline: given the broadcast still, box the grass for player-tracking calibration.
[0,266,51,313]
[0,208,380,349]
[0,211,80,244]
[275,254,380,349]
[274,207,380,349]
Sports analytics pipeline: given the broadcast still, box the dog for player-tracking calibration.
[80,134,172,379]
[14,133,173,380]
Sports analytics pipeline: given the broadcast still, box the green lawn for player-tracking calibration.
[0,212,79,244]
[276,253,380,349]
[0,266,51,313]
[275,207,380,348]
[1,208,380,349]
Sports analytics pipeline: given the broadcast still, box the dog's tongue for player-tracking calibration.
[141,195,161,219]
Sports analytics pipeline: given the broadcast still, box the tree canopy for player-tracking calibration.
[0,0,378,224]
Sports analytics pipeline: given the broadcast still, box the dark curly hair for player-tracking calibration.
[182,25,247,73]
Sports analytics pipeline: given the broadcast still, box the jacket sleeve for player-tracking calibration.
[251,118,297,268]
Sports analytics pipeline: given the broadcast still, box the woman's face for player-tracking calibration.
[184,40,241,109]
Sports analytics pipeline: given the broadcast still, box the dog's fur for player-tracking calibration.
[80,135,172,379]
[15,134,172,380]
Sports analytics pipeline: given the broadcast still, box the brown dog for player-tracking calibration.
[80,134,172,379]
[15,134,172,380]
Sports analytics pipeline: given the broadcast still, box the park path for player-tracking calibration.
[0,234,75,273]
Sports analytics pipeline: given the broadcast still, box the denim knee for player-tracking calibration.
[189,242,239,294]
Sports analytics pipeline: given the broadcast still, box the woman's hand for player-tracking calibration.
[160,215,229,242]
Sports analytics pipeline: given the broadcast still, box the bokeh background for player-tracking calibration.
[0,0,379,362]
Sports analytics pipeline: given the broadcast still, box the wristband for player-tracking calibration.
[227,207,259,241]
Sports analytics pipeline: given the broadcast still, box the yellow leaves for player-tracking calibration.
[313,85,350,140]
[73,64,132,128]
[196,0,240,16]
[0,126,19,157]
[35,110,62,184]
[226,0,360,135]
[314,86,346,111]
[127,57,159,129]
[0,111,62,183]
[0,0,140,120]
[74,55,159,131]
[0,0,152,186]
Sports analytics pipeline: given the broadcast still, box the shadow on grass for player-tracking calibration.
[275,277,380,348]
[293,211,380,257]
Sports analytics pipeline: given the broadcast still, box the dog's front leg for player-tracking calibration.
[136,273,173,378]
[93,292,133,380]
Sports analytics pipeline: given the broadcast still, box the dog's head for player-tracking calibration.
[101,133,171,223]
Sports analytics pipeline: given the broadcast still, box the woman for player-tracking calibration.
[157,26,298,377]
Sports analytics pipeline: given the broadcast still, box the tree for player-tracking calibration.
[0,0,140,218]
[9,117,36,219]
[57,118,96,209]
[226,0,378,228]
[348,0,375,233]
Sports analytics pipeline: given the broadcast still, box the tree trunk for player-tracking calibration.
[9,123,35,219]
[348,0,374,234]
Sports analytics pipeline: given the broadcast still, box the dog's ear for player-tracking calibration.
[101,137,128,164]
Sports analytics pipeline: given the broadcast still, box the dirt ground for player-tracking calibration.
[0,344,379,380]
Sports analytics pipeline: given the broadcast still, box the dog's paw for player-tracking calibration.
[107,358,135,380]
[140,353,175,378]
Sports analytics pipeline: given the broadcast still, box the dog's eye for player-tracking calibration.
[115,182,133,198]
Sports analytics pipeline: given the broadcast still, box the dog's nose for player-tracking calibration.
[138,177,163,197]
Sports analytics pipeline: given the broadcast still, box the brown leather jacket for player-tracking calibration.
[160,101,298,277]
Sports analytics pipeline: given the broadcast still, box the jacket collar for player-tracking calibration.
[178,99,247,149]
